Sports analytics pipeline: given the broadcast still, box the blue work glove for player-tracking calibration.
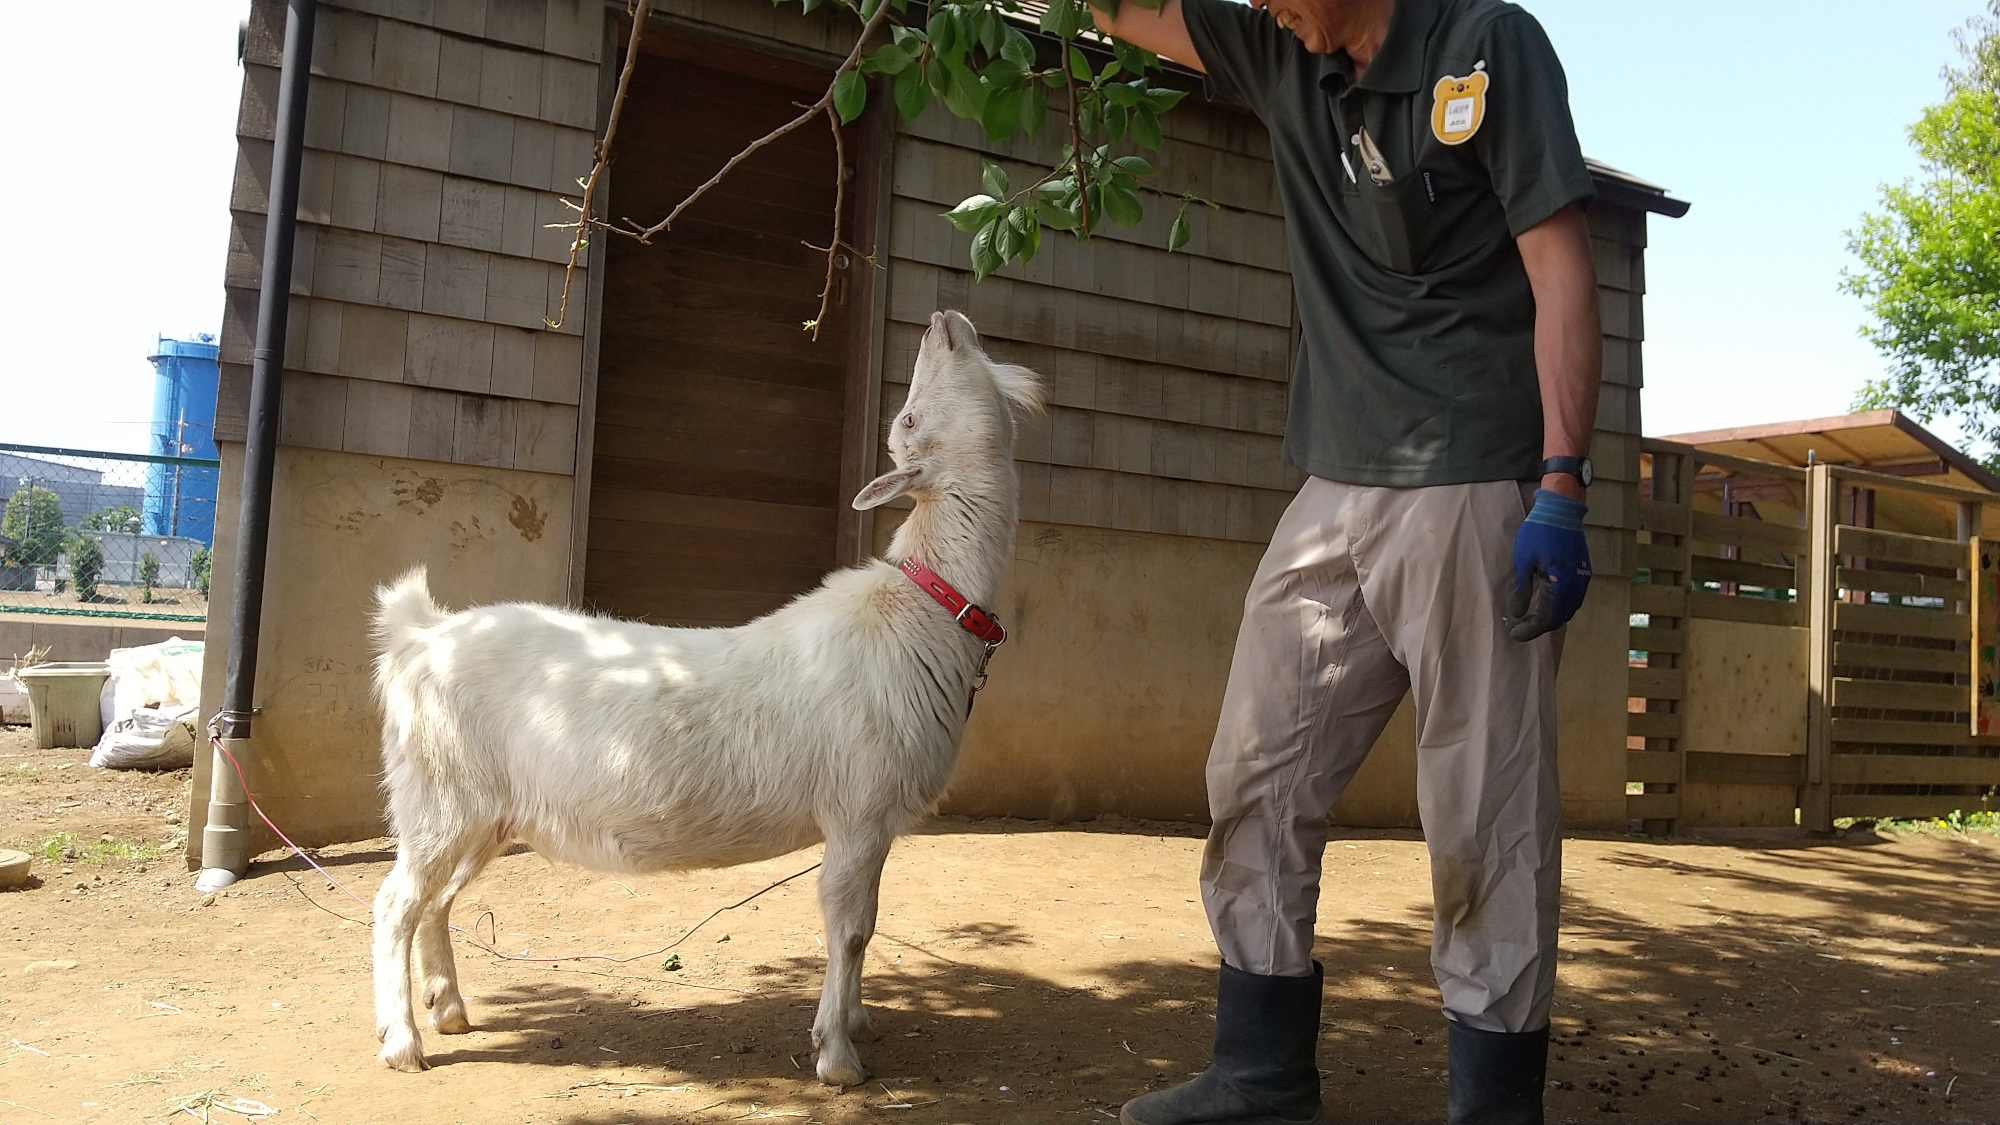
[1506,489,1592,642]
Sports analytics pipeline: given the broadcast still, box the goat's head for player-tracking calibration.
[852,310,1043,511]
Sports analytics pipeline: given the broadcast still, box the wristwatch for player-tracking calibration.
[1538,456,1594,488]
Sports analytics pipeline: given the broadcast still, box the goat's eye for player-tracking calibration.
[900,413,916,429]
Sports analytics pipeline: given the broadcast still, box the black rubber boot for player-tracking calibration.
[1446,1021,1549,1125]
[1119,961,1326,1125]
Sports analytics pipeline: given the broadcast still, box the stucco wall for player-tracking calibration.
[917,517,1635,831]
[187,445,572,861]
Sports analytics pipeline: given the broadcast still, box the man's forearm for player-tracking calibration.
[1092,0,1203,70]
[1517,205,1601,500]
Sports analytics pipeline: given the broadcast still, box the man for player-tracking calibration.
[1093,2,1601,1124]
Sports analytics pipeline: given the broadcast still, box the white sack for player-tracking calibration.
[0,673,28,725]
[99,638,204,728]
[90,703,200,770]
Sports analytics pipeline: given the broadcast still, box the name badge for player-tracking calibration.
[1430,62,1489,145]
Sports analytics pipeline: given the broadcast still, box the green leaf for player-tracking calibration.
[981,86,1023,141]
[1001,27,1036,69]
[1102,183,1143,228]
[1069,45,1093,82]
[832,69,867,124]
[981,58,1026,89]
[1112,155,1156,178]
[941,60,987,119]
[1105,101,1129,141]
[1020,211,1043,263]
[1102,80,1144,107]
[970,219,1003,279]
[1131,104,1162,150]
[863,42,912,76]
[978,6,1004,57]
[1021,83,1048,136]
[1142,86,1188,113]
[981,159,1011,199]
[928,6,960,60]
[1168,207,1191,252]
[995,207,1025,261]
[894,63,932,119]
[944,194,1002,232]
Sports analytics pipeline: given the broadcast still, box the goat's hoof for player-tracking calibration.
[816,1052,867,1089]
[380,1030,430,1072]
[431,1007,472,1035]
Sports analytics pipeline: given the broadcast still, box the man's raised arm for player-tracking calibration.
[1091,0,1204,71]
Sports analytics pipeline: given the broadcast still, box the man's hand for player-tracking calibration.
[1091,0,1203,70]
[1506,489,1590,642]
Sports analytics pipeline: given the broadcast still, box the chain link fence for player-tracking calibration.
[0,442,218,623]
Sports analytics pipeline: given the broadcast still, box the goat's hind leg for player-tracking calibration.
[373,839,458,1072]
[415,836,501,1035]
[811,827,893,1088]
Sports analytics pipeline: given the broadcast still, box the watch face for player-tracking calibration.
[1580,459,1594,487]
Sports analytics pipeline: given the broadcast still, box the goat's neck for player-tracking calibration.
[888,471,1015,608]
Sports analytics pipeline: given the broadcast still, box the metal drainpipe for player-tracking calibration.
[197,0,317,893]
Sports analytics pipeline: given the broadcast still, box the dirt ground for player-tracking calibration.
[2,725,1995,1125]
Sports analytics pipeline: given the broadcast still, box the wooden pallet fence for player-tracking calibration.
[1805,465,1999,829]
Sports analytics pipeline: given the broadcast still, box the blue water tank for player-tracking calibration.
[145,334,221,545]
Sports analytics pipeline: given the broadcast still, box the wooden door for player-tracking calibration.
[585,47,855,627]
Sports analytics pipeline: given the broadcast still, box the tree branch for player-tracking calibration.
[611,0,893,244]
[544,0,653,331]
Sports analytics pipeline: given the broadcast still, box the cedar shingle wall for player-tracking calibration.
[218,0,604,476]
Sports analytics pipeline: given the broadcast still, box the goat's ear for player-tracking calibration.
[852,465,927,510]
[991,363,1046,416]
[939,309,979,352]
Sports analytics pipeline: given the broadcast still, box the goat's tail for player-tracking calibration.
[373,566,446,661]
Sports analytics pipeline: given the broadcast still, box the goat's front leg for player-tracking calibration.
[811,827,893,1087]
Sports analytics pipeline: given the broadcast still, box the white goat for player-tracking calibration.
[369,310,1041,1085]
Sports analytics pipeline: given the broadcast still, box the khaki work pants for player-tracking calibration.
[1201,477,1562,1034]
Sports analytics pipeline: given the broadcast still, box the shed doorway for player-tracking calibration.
[585,36,861,627]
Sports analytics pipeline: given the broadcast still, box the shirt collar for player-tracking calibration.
[1317,0,1444,95]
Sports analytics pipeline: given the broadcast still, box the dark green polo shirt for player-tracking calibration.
[1182,0,1594,487]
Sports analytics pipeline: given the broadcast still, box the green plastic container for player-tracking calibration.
[18,662,112,749]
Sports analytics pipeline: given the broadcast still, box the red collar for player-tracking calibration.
[900,558,1006,648]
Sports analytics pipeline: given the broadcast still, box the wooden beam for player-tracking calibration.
[1627,750,1684,783]
[1834,601,1968,642]
[834,88,895,567]
[1831,677,1968,712]
[1691,510,1808,554]
[1684,751,1806,787]
[1626,792,1681,820]
[1830,717,1982,746]
[1687,592,1804,627]
[1627,666,1685,700]
[1830,753,2000,786]
[1832,641,1966,675]
[1804,463,1838,832]
[1628,711,1682,739]
[1831,794,1995,820]
[1836,525,1970,570]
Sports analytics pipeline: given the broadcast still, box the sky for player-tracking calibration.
[0,1,1988,455]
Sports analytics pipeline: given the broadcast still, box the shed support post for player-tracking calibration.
[1802,464,1838,834]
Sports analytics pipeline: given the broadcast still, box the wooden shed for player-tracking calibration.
[189,0,1687,861]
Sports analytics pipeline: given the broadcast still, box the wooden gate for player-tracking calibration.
[1629,439,2000,831]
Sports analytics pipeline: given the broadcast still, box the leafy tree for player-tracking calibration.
[190,546,211,598]
[0,485,66,567]
[68,534,104,601]
[80,504,141,533]
[138,551,161,602]
[1846,3,2000,461]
